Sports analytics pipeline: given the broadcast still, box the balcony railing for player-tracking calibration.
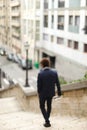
[12,32,20,37]
[11,21,20,27]
[69,25,79,33]
[11,11,20,17]
[57,23,64,30]
[69,0,80,8]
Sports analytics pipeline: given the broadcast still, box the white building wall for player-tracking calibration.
[40,0,87,53]
[21,0,41,62]
[36,0,87,73]
[81,0,86,6]
[40,0,44,41]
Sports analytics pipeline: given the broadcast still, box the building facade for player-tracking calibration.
[0,0,11,49]
[0,0,87,80]
[36,0,87,80]
[0,0,21,53]
[10,0,21,53]
[21,0,40,61]
[0,0,41,62]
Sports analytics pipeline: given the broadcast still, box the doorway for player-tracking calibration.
[84,44,87,52]
[42,52,56,68]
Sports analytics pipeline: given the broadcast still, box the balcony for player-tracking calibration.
[12,31,20,38]
[11,11,20,17]
[44,21,48,28]
[11,21,20,27]
[69,25,79,33]
[10,0,20,7]
[69,0,81,8]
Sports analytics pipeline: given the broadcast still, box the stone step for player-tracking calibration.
[0,111,87,130]
[0,97,87,130]
[0,97,22,114]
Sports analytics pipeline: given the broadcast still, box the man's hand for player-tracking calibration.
[53,95,61,99]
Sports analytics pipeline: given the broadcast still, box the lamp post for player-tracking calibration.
[24,39,30,87]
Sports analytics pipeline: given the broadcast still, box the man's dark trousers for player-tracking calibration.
[39,96,52,123]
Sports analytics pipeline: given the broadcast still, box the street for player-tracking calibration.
[0,55,39,89]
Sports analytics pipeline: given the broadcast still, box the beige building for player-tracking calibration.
[0,0,11,49]
[10,0,21,53]
[21,0,40,61]
[0,0,21,53]
[0,0,40,62]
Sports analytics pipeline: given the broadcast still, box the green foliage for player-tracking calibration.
[69,72,87,84]
[84,72,87,79]
[59,76,67,85]
[59,72,87,85]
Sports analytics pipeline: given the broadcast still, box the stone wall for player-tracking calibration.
[52,88,87,117]
[54,80,87,117]
[0,85,40,113]
[0,80,87,117]
[56,54,87,81]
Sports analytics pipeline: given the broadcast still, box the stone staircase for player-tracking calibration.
[0,97,87,130]
[0,97,21,114]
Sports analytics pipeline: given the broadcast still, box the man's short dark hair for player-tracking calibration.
[40,58,50,67]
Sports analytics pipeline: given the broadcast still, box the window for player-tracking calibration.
[28,0,33,9]
[85,16,87,26]
[68,40,72,48]
[84,44,87,52]
[52,0,54,8]
[58,0,65,8]
[36,21,40,41]
[44,15,48,27]
[86,0,87,6]
[69,0,80,8]
[36,34,40,41]
[84,16,87,34]
[51,15,54,28]
[74,41,78,49]
[57,15,64,30]
[83,16,87,34]
[69,16,73,25]
[23,20,27,34]
[43,33,49,41]
[23,0,28,10]
[57,37,64,44]
[75,16,80,26]
[51,35,54,42]
[36,0,40,9]
[36,21,40,27]
[28,20,33,39]
[44,0,48,9]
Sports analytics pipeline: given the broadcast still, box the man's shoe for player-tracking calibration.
[43,122,51,127]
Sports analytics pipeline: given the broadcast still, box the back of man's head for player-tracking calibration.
[40,58,50,68]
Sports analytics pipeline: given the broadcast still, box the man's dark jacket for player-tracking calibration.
[37,67,61,98]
